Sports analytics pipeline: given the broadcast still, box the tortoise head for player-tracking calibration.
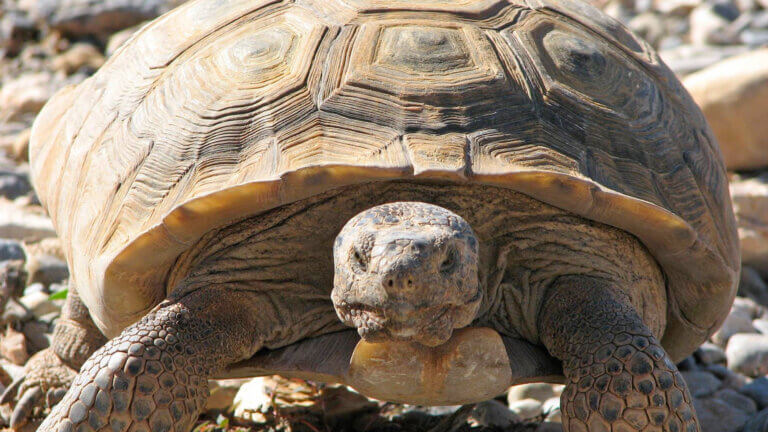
[332,202,481,347]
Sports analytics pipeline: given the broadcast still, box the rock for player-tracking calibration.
[0,199,56,240]
[31,0,184,40]
[470,400,520,428]
[711,309,757,347]
[0,327,27,365]
[660,43,750,76]
[20,290,60,318]
[105,22,144,57]
[0,8,37,57]
[508,398,543,420]
[754,319,768,334]
[689,3,740,45]
[542,397,562,423]
[536,422,563,432]
[684,49,768,170]
[704,364,750,390]
[654,0,699,15]
[693,397,751,432]
[21,319,49,352]
[508,383,564,404]
[0,167,32,200]
[232,377,271,423]
[628,12,667,47]
[730,174,768,276]
[680,371,721,397]
[676,355,699,371]
[51,42,105,75]
[2,299,31,323]
[319,386,378,420]
[0,72,56,122]
[9,128,30,163]
[714,388,758,414]
[742,408,768,432]
[0,239,25,262]
[25,254,69,287]
[206,379,249,412]
[740,266,768,308]
[726,333,768,377]
[0,358,25,382]
[741,377,768,409]
[695,342,727,365]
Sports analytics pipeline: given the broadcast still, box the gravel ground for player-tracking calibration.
[1,0,768,431]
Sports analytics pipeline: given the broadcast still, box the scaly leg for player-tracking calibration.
[1,282,107,428]
[539,276,700,432]
[37,287,265,432]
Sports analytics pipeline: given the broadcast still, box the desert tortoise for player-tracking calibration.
[7,0,739,431]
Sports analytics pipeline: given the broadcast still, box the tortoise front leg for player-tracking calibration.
[38,287,264,432]
[539,276,700,432]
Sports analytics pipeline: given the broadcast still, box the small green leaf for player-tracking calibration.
[48,289,68,300]
[216,415,229,429]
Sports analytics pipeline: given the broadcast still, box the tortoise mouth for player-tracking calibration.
[334,290,482,347]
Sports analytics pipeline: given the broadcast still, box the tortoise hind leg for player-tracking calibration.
[539,275,700,432]
[38,287,265,432]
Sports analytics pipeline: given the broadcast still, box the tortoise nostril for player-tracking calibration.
[407,279,413,287]
[387,279,394,288]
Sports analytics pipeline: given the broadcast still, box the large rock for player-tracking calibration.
[739,266,768,307]
[0,199,55,240]
[730,174,768,276]
[742,408,768,432]
[741,377,768,409]
[683,48,768,171]
[0,72,56,123]
[30,0,185,39]
[726,333,768,377]
[693,397,751,432]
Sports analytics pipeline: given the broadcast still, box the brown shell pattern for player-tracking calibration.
[29,0,738,361]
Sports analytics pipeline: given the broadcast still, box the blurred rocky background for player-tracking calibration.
[1,0,768,431]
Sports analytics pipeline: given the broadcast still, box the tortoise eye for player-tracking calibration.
[352,248,367,271]
[441,248,458,274]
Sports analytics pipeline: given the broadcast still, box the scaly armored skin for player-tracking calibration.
[17,0,738,430]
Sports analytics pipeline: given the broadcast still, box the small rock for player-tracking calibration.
[713,388,757,414]
[695,342,727,365]
[232,377,271,423]
[689,3,740,45]
[470,400,520,428]
[704,364,750,390]
[51,43,105,75]
[206,379,249,412]
[0,239,25,262]
[742,377,768,409]
[684,48,768,171]
[542,397,562,423]
[730,174,768,276]
[0,72,56,122]
[319,386,377,420]
[0,327,27,365]
[753,319,768,334]
[9,128,30,163]
[0,358,25,383]
[508,383,564,404]
[681,371,721,397]
[694,397,751,432]
[660,43,750,76]
[20,290,60,318]
[0,168,31,200]
[2,298,31,323]
[21,319,49,352]
[739,267,768,308]
[536,422,563,432]
[508,398,543,420]
[654,0,700,15]
[677,355,699,371]
[25,254,69,287]
[726,333,768,377]
[0,199,56,240]
[742,408,768,432]
[711,307,758,347]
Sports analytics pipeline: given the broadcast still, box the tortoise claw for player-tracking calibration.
[0,376,24,405]
[9,387,42,430]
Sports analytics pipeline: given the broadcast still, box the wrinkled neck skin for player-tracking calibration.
[332,202,482,347]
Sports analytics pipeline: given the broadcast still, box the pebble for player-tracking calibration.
[508,398,543,420]
[0,168,31,200]
[25,254,69,287]
[681,371,722,397]
[753,319,768,334]
[714,388,758,414]
[507,383,564,404]
[21,319,49,351]
[470,400,521,428]
[730,174,768,276]
[711,309,758,347]
[0,199,56,240]
[740,266,768,308]
[684,48,768,171]
[51,43,105,75]
[741,377,768,409]
[694,397,751,432]
[689,3,739,45]
[536,422,563,432]
[726,334,768,377]
[0,239,25,262]
[742,408,768,432]
[232,377,272,423]
[20,290,60,318]
[695,342,727,365]
[0,327,27,365]
[542,397,562,423]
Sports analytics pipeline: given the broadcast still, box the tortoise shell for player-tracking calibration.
[29,0,739,361]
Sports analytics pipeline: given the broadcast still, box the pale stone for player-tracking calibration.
[508,383,564,404]
[684,48,768,170]
[730,174,768,276]
[508,398,543,420]
[726,333,768,377]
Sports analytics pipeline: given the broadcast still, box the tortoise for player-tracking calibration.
[5,0,739,430]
